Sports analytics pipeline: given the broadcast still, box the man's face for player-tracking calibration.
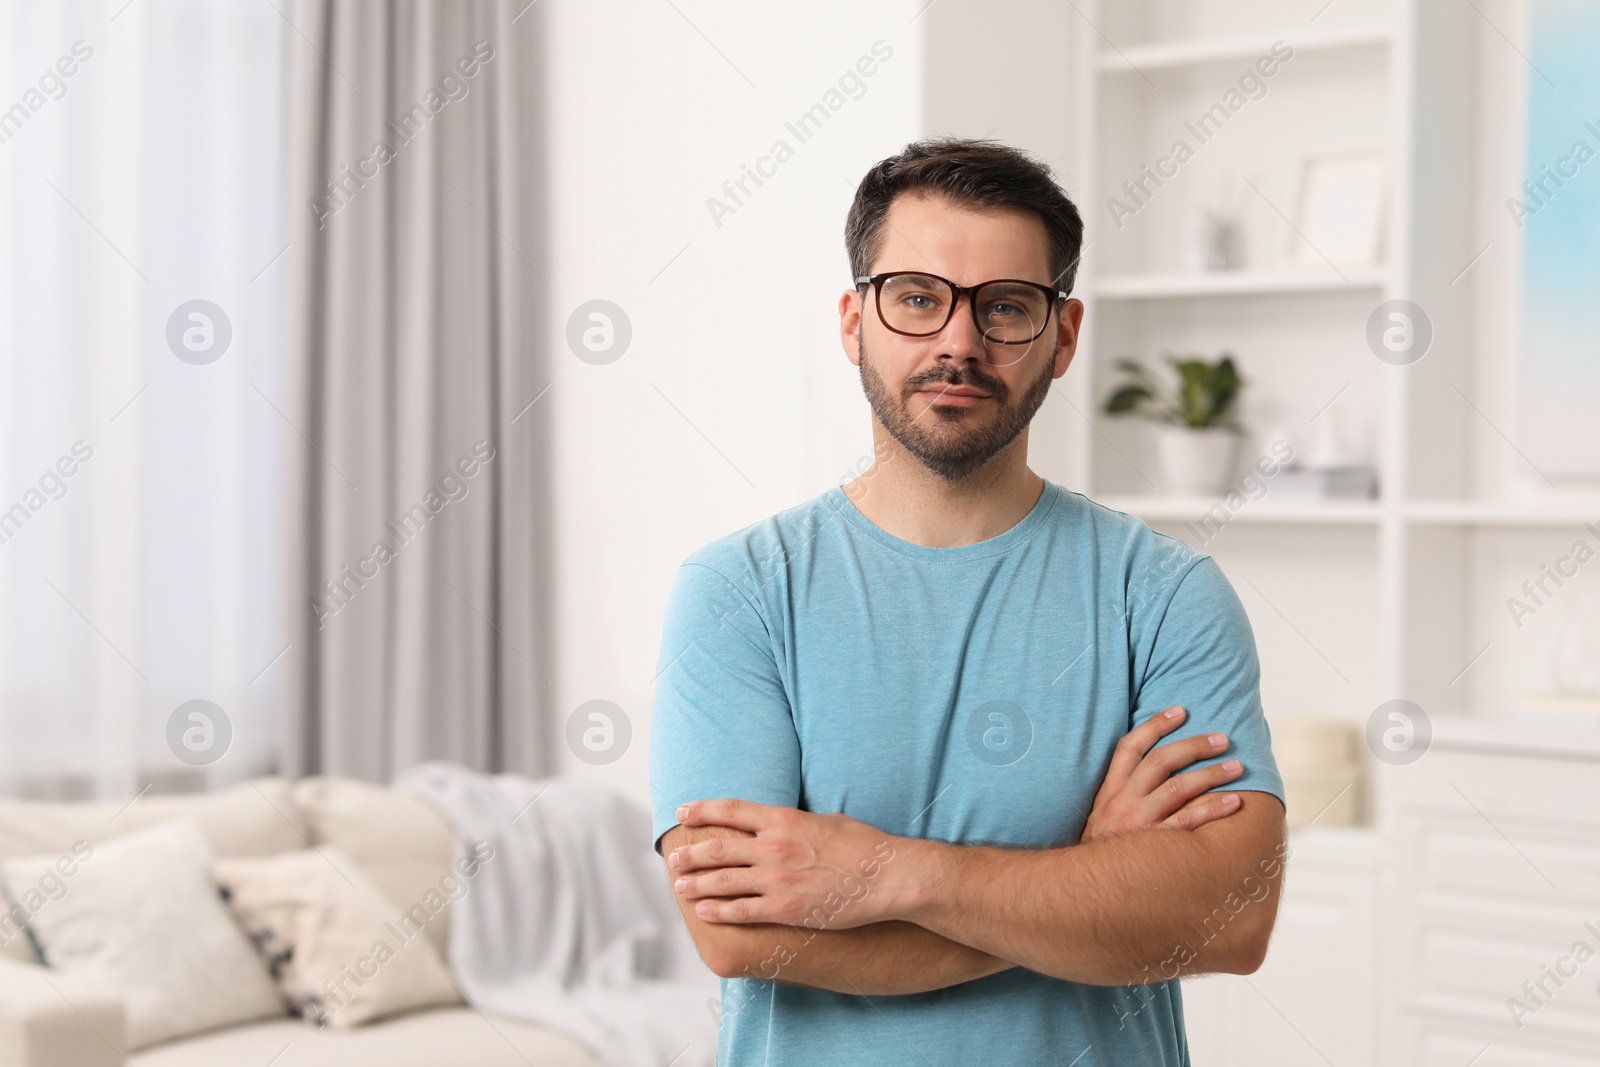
[840,193,1082,482]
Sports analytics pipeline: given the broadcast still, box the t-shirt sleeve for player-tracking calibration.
[648,560,803,853]
[1131,555,1285,805]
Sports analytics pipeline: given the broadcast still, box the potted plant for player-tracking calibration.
[1103,353,1245,495]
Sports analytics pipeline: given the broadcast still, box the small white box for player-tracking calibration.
[1271,466,1378,500]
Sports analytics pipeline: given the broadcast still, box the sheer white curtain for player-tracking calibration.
[0,0,286,798]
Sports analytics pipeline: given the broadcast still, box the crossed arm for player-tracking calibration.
[660,821,1011,995]
[660,706,1287,993]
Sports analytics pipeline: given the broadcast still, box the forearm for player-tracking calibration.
[664,823,1013,995]
[899,798,1285,985]
[713,917,1013,995]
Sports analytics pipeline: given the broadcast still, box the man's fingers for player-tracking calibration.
[669,834,759,873]
[675,797,774,833]
[1099,707,1187,799]
[693,896,765,924]
[1146,758,1244,817]
[1160,791,1241,831]
[676,866,762,901]
[1124,730,1231,798]
[1097,758,1244,837]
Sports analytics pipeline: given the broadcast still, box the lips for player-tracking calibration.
[917,386,990,409]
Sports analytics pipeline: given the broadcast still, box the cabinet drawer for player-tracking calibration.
[1404,1010,1600,1067]
[1408,912,1600,1043]
[1406,821,1600,913]
[1385,747,1600,829]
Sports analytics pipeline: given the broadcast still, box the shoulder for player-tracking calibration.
[1054,486,1243,636]
[674,489,840,608]
[1057,485,1212,591]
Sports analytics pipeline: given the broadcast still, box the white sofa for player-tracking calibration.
[0,777,603,1067]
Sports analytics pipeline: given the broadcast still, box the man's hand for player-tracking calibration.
[1083,705,1245,842]
[670,800,902,928]
[660,821,1013,992]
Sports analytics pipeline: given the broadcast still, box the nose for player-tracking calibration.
[935,291,988,363]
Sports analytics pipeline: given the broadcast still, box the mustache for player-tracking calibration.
[905,366,1005,398]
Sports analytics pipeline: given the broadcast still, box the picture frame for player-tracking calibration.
[1289,148,1387,268]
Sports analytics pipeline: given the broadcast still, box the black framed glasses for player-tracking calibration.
[855,271,1068,345]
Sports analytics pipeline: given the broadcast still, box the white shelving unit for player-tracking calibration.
[1049,10,1600,1064]
[1063,0,1600,747]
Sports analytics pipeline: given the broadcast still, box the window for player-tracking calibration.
[0,0,286,797]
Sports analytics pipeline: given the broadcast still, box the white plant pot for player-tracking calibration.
[1152,425,1241,496]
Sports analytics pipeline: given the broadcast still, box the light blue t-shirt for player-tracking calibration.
[649,478,1284,1067]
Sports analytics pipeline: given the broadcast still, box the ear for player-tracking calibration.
[840,288,865,367]
[1051,298,1085,380]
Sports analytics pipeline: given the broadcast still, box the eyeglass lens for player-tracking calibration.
[877,273,1051,343]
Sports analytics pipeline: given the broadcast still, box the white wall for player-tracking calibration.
[540,2,925,802]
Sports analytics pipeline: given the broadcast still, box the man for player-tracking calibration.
[649,138,1286,1066]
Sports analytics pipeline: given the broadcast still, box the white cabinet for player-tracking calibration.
[1187,724,1600,1067]
[1183,826,1378,1066]
[1380,726,1600,1066]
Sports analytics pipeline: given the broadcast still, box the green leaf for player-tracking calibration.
[1104,384,1153,415]
[1108,351,1247,428]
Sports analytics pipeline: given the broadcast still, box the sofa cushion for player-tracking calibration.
[212,846,462,1028]
[0,953,125,1067]
[0,777,310,964]
[0,776,311,861]
[129,1009,602,1067]
[291,777,457,955]
[0,820,285,1050]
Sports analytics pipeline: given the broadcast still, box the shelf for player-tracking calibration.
[1100,496,1600,529]
[1097,23,1394,74]
[1097,494,1383,526]
[1518,691,1600,716]
[1091,267,1390,300]
[1405,500,1600,527]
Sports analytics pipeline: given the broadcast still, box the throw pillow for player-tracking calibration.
[0,818,285,1050]
[212,846,462,1028]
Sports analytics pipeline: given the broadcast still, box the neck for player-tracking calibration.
[842,427,1044,548]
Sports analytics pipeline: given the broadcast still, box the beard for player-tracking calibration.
[858,332,1056,481]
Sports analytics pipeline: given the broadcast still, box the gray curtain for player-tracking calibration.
[280,0,551,781]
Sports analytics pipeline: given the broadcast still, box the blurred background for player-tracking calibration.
[1,0,1598,1064]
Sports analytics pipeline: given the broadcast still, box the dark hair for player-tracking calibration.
[845,137,1085,293]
